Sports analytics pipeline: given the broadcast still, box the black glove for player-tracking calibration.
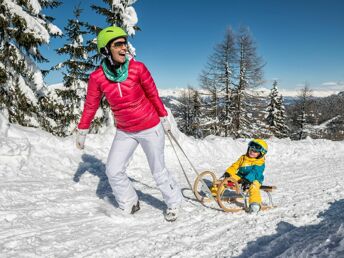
[238,178,251,191]
[221,172,231,178]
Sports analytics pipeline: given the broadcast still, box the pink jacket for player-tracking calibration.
[78,59,167,132]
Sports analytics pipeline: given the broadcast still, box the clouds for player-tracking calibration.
[321,81,344,90]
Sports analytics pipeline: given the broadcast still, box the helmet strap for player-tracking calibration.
[102,47,114,66]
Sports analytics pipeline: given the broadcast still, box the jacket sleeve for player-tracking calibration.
[77,74,102,129]
[225,155,244,181]
[139,63,168,117]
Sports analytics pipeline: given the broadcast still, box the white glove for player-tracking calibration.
[76,129,89,149]
[160,116,171,132]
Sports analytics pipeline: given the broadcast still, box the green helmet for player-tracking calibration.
[97,26,127,53]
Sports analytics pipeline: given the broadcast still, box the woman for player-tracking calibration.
[76,26,182,222]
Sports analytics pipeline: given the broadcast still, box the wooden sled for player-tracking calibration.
[193,171,277,212]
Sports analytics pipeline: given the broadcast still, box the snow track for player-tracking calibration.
[1,121,344,257]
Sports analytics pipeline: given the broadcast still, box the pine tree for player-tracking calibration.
[0,0,62,127]
[228,87,251,137]
[266,81,289,138]
[200,27,236,136]
[89,0,139,57]
[45,4,96,136]
[229,26,264,137]
[199,74,221,136]
[175,87,194,135]
[191,89,204,138]
[296,84,313,140]
[275,95,289,138]
[175,87,205,138]
[52,5,95,86]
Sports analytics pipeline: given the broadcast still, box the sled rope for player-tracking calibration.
[166,132,193,190]
[166,131,215,202]
[167,132,200,176]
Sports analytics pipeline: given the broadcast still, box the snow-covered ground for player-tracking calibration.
[1,113,344,257]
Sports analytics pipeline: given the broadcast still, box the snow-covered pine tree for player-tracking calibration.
[229,26,264,138]
[175,87,205,138]
[90,0,139,57]
[45,4,96,136]
[0,0,62,127]
[277,95,290,138]
[266,80,289,138]
[266,81,279,129]
[294,84,313,140]
[191,89,204,138]
[52,5,95,86]
[200,27,236,136]
[175,87,194,135]
[275,94,289,138]
[228,87,250,137]
[199,74,221,136]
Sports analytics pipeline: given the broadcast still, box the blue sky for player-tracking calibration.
[42,0,344,90]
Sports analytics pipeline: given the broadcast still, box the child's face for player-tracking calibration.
[248,148,260,158]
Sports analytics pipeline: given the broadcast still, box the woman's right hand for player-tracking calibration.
[76,129,89,149]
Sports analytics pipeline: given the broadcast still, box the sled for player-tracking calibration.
[193,171,277,212]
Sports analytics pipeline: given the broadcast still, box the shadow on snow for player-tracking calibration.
[73,153,166,212]
[236,199,344,258]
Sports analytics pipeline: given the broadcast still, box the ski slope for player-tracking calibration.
[1,113,344,257]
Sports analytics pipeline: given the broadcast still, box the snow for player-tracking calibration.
[112,0,138,36]
[123,6,138,36]
[1,113,343,257]
[17,76,38,105]
[47,22,63,36]
[28,0,41,15]
[313,115,340,130]
[47,82,64,90]
[157,87,341,99]
[249,87,341,98]
[4,0,51,43]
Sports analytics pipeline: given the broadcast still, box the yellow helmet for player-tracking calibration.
[248,139,268,156]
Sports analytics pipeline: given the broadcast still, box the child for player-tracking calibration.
[215,139,268,213]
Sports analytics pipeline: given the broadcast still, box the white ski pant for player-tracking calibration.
[106,123,182,211]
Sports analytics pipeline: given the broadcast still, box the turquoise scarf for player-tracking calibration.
[102,58,129,82]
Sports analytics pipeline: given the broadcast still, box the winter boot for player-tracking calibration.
[130,201,140,214]
[248,202,261,214]
[164,207,179,222]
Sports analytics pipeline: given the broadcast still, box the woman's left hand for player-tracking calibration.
[160,117,171,132]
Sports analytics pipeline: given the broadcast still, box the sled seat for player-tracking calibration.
[260,185,276,192]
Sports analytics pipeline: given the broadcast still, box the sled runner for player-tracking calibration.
[193,171,277,212]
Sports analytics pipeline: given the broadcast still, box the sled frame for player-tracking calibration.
[193,171,277,212]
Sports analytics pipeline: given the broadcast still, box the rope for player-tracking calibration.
[167,132,201,176]
[165,130,215,202]
[166,132,193,190]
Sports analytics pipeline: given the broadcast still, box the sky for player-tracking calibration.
[42,0,344,91]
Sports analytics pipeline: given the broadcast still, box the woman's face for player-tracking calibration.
[109,37,128,64]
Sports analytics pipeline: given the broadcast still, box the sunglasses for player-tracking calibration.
[249,147,260,153]
[248,142,263,153]
[111,41,128,48]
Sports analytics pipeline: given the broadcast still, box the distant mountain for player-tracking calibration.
[157,86,342,99]
[157,87,344,140]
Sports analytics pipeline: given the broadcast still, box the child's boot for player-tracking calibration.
[248,202,261,214]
